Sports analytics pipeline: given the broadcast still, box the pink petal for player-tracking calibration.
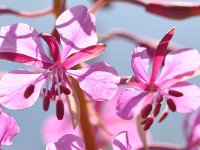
[46,134,85,150]
[164,82,200,113]
[157,48,200,84]
[63,44,105,69]
[0,110,20,145]
[67,62,120,101]
[100,87,151,149]
[112,131,132,150]
[56,5,97,60]
[0,23,53,68]
[131,47,150,84]
[42,115,77,144]
[150,28,175,82]
[116,88,149,120]
[0,70,46,109]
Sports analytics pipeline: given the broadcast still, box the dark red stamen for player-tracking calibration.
[167,99,176,112]
[153,103,161,117]
[158,111,168,123]
[56,100,64,120]
[60,86,71,95]
[143,117,154,130]
[43,96,50,111]
[168,90,183,97]
[24,84,35,99]
[141,104,152,119]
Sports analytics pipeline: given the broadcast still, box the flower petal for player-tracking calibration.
[131,47,150,84]
[63,44,105,69]
[0,70,46,109]
[158,48,200,84]
[67,62,120,101]
[116,88,149,120]
[56,5,97,59]
[42,115,77,144]
[0,23,53,68]
[112,131,131,150]
[0,110,20,145]
[46,134,85,150]
[150,28,175,82]
[165,82,200,113]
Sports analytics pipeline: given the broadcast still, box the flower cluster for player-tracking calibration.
[0,1,200,150]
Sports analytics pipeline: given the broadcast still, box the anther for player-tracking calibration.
[143,117,154,130]
[141,104,152,119]
[158,111,168,123]
[43,96,50,111]
[153,103,161,117]
[167,99,176,112]
[168,90,183,97]
[56,100,64,120]
[24,84,35,99]
[60,86,71,95]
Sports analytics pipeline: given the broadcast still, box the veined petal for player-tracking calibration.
[0,23,53,68]
[0,110,20,145]
[56,5,97,59]
[116,88,149,120]
[46,134,85,150]
[158,48,200,84]
[63,44,105,69]
[0,70,46,109]
[67,62,120,101]
[131,47,150,84]
[112,131,131,150]
[164,82,200,113]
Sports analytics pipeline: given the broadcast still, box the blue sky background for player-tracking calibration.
[1,0,200,149]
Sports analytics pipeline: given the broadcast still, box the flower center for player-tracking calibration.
[42,63,71,120]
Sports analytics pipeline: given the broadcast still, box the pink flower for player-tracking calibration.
[117,28,200,130]
[0,5,119,120]
[46,134,85,150]
[0,109,19,146]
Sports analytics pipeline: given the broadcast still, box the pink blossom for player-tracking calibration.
[117,28,200,130]
[0,5,119,120]
[0,109,19,147]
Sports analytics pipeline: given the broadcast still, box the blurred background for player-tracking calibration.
[1,0,200,149]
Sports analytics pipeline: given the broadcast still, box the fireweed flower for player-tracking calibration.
[0,109,19,147]
[0,5,119,120]
[117,28,200,130]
